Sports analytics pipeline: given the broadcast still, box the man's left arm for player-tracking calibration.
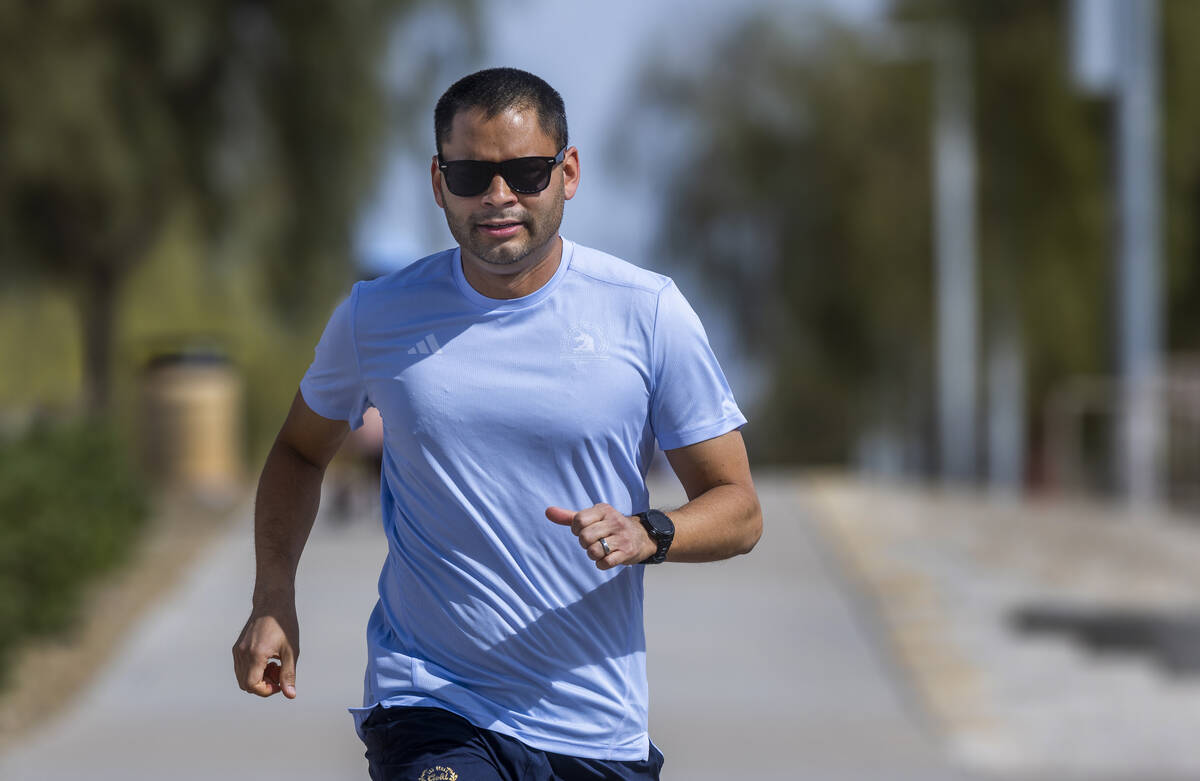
[658,428,761,561]
[546,429,761,568]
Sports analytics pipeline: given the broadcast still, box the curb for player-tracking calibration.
[801,476,1012,770]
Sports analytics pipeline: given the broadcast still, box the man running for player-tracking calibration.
[233,67,761,781]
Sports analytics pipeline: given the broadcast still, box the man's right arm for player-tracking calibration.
[232,390,350,699]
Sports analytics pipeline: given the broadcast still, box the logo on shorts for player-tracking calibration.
[419,767,458,781]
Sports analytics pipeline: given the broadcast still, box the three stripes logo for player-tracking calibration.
[406,333,442,356]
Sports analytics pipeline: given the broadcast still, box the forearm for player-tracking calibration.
[663,481,761,563]
[252,439,326,603]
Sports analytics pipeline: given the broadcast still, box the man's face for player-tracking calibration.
[431,107,579,277]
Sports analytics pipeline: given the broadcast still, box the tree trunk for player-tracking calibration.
[79,262,117,417]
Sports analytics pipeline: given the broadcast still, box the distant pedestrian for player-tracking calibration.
[233,67,760,780]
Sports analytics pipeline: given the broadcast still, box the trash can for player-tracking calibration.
[141,351,243,501]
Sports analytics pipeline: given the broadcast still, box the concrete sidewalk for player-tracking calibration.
[644,472,965,780]
[808,476,1200,780]
[0,472,967,780]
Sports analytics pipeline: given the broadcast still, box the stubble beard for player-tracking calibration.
[469,230,531,267]
[449,191,565,271]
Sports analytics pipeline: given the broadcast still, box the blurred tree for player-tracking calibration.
[0,1,476,414]
[892,0,1110,482]
[631,15,937,464]
[1162,2,1200,357]
[633,0,1200,470]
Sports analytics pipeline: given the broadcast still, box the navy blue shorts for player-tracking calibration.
[359,705,664,781]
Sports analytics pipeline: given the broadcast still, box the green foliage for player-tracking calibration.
[1163,1,1200,352]
[0,288,82,410]
[0,421,147,683]
[0,0,477,411]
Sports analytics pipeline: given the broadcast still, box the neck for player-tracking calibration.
[461,235,563,300]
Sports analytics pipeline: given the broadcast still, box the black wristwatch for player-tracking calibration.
[636,509,675,564]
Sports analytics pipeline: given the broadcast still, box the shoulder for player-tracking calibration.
[564,241,674,298]
[355,248,457,300]
[345,248,458,326]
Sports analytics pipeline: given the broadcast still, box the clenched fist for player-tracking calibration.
[545,503,655,570]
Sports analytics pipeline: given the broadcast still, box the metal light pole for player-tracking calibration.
[872,25,980,484]
[931,29,979,483]
[1116,0,1163,508]
[987,311,1025,495]
[1070,0,1164,508]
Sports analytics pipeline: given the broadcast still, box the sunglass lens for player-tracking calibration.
[502,157,552,193]
[444,161,495,197]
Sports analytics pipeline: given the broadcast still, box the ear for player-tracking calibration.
[431,155,446,208]
[562,146,580,201]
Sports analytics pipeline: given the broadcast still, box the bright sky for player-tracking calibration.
[357,0,882,267]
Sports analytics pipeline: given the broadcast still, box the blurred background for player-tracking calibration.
[3,0,1200,779]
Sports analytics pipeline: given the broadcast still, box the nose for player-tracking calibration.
[481,173,518,207]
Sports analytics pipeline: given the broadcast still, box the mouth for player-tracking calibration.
[476,220,524,238]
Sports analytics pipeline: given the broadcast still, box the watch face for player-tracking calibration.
[644,510,674,538]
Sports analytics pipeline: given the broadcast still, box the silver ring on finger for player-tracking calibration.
[600,537,612,556]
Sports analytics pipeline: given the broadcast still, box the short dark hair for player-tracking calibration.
[434,67,568,158]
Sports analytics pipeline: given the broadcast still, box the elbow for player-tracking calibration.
[737,495,763,556]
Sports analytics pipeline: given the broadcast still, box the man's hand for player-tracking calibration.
[232,595,300,699]
[546,503,657,570]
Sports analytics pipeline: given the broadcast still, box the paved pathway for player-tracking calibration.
[0,471,966,780]
[644,471,965,780]
[809,476,1200,780]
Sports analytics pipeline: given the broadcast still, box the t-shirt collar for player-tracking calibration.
[452,238,574,311]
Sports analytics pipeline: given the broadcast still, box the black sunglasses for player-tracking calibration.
[437,146,567,197]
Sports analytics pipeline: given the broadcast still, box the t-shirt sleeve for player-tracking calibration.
[649,280,747,451]
[299,285,370,430]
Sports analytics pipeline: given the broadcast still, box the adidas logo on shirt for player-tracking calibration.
[407,333,442,355]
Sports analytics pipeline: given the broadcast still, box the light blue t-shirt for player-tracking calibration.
[300,238,746,761]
